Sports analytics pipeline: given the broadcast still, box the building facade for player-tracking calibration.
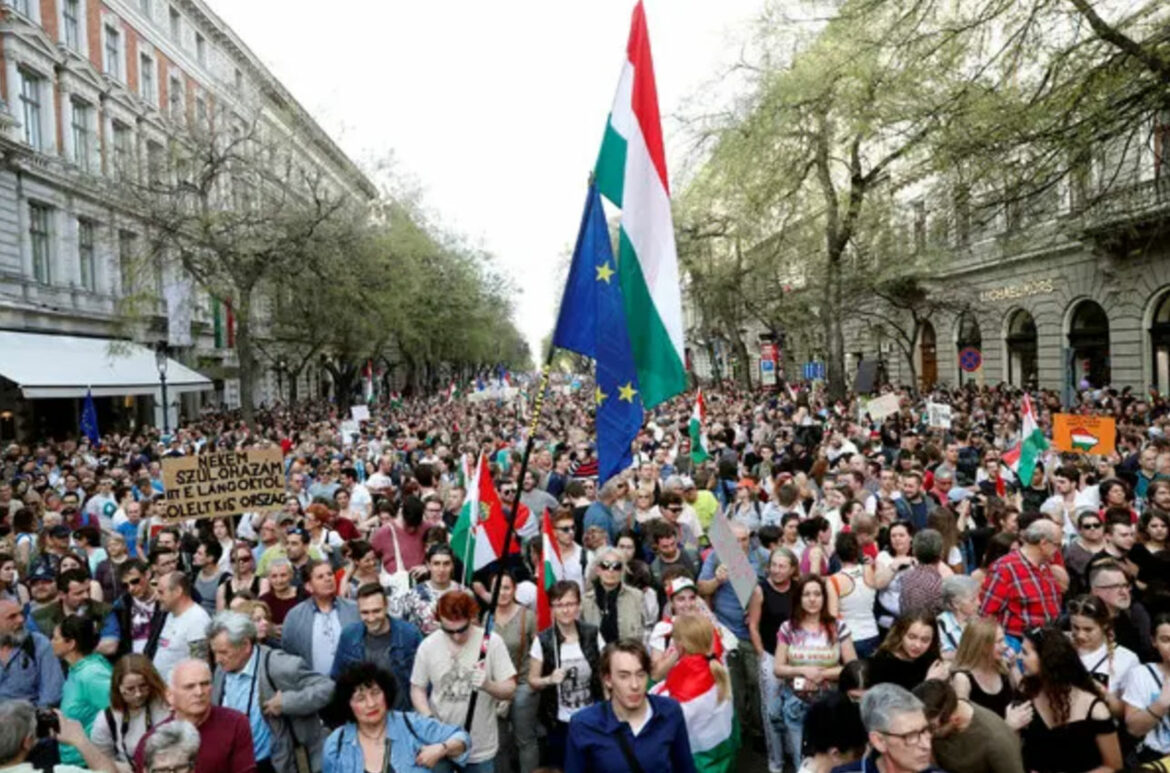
[0,0,375,439]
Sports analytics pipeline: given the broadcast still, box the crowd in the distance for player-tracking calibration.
[4,379,1170,773]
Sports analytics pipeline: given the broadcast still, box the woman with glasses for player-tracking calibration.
[410,591,517,773]
[1019,626,1121,773]
[91,654,170,770]
[141,720,200,773]
[773,574,857,770]
[324,662,470,773]
[216,543,269,612]
[582,547,649,645]
[529,580,604,767]
[1068,594,1138,719]
[53,615,114,767]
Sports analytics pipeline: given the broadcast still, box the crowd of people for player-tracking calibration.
[3,379,1170,773]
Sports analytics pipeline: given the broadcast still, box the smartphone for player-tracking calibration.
[792,677,808,692]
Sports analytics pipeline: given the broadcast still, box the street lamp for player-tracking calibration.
[155,342,169,434]
[276,357,286,401]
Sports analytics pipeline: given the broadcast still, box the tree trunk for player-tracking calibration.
[288,370,300,403]
[235,290,257,429]
[734,336,753,389]
[825,257,847,401]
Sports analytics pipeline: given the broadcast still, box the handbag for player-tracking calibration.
[385,524,412,595]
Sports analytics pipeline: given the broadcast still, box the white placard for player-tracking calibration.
[350,405,370,422]
[927,402,952,429]
[866,393,901,421]
[339,420,359,446]
[708,512,758,610]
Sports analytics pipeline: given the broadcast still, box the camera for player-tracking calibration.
[35,710,59,739]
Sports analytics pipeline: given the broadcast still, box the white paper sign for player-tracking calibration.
[350,405,370,422]
[867,393,901,421]
[339,420,359,446]
[927,402,952,429]
[708,512,758,610]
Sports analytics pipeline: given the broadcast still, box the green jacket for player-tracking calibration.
[60,653,113,766]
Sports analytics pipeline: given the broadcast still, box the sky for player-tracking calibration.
[207,0,766,362]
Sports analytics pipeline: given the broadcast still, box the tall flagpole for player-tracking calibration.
[462,351,554,730]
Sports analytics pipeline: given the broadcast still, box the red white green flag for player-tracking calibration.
[450,454,529,584]
[537,508,564,629]
[649,653,739,772]
[1002,393,1048,485]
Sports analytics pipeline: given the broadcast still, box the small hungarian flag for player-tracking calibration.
[649,652,739,772]
[689,389,709,464]
[537,508,565,629]
[450,454,529,585]
[1002,393,1048,485]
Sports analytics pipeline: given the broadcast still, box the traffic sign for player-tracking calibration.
[958,347,982,373]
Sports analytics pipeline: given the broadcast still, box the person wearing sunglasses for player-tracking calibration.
[582,547,647,645]
[549,508,585,593]
[98,559,168,660]
[1065,509,1108,595]
[829,683,946,773]
[410,591,516,773]
[528,580,603,769]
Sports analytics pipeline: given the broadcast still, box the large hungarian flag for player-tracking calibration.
[649,654,739,772]
[594,1,686,408]
[689,389,709,464]
[537,508,565,629]
[451,454,529,584]
[1003,392,1048,485]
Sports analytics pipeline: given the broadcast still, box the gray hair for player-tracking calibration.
[1022,518,1060,546]
[207,610,258,646]
[0,701,35,763]
[143,720,200,770]
[663,475,685,492]
[599,478,625,500]
[266,557,292,573]
[911,529,943,564]
[860,683,924,734]
[940,575,980,611]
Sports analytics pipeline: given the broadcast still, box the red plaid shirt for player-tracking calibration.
[979,548,1062,637]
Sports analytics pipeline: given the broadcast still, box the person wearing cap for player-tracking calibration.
[30,569,108,639]
[650,573,737,681]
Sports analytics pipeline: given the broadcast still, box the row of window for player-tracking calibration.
[26,201,142,296]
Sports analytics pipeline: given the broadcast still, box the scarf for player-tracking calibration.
[594,578,620,643]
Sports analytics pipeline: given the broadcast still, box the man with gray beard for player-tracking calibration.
[0,599,63,707]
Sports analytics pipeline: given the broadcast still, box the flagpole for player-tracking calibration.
[462,351,554,730]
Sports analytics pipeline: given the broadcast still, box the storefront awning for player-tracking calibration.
[0,331,213,399]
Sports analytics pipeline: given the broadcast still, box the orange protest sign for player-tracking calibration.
[1052,414,1116,456]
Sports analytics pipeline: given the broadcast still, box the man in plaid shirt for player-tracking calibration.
[979,519,1064,650]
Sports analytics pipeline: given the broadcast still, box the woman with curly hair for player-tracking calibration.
[1019,626,1121,773]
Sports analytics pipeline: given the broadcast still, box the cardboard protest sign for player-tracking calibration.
[708,511,758,609]
[350,405,370,421]
[1052,414,1116,456]
[927,402,952,429]
[162,447,284,520]
[339,420,359,447]
[866,393,901,421]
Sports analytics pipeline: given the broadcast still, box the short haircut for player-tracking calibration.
[913,679,958,724]
[207,610,257,646]
[600,638,651,678]
[804,692,868,758]
[199,538,224,563]
[860,683,924,733]
[59,614,99,655]
[143,720,200,770]
[911,529,943,564]
[1021,518,1058,545]
[0,701,36,763]
[57,568,90,593]
[356,582,387,602]
[548,579,581,604]
[434,590,478,621]
[165,570,192,596]
[835,531,860,564]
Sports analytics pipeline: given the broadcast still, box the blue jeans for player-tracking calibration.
[853,635,881,659]
[770,685,811,769]
[464,761,496,773]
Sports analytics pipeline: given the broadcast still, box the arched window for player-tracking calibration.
[1068,300,1110,389]
[1006,310,1038,388]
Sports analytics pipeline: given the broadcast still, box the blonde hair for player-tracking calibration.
[672,615,731,704]
[952,617,1007,675]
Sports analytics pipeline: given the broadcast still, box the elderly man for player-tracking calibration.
[832,683,948,773]
[152,572,211,682]
[696,520,761,742]
[332,583,422,710]
[0,599,62,708]
[134,659,256,773]
[0,702,117,773]
[209,611,333,773]
[140,721,200,773]
[1090,560,1155,662]
[280,561,359,675]
[979,519,1063,651]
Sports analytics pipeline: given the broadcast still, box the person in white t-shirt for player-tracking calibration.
[151,571,211,683]
[1070,594,1138,719]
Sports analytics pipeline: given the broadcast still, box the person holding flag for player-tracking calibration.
[484,569,539,773]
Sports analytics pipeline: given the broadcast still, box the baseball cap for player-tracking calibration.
[947,487,973,504]
[48,524,71,539]
[28,561,55,583]
[666,577,697,599]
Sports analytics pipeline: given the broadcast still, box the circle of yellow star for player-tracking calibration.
[617,382,638,402]
[594,385,608,405]
[595,262,615,283]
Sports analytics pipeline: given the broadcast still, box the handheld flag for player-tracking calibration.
[1002,393,1048,485]
[450,454,529,585]
[689,388,709,464]
[80,389,100,446]
[537,508,565,629]
[594,1,686,408]
[552,184,643,485]
[650,652,740,772]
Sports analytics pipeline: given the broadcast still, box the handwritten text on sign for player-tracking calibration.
[162,448,284,520]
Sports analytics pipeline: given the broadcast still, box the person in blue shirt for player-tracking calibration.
[583,479,623,545]
[0,598,63,708]
[566,639,695,773]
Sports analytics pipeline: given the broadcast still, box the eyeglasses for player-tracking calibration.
[236,556,253,563]
[1080,522,1103,530]
[879,725,932,746]
[555,526,574,533]
[150,765,193,773]
[598,561,622,571]
[441,622,470,636]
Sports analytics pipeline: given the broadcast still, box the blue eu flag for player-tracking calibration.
[553,184,643,484]
[80,388,100,446]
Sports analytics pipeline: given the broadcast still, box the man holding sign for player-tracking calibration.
[698,516,762,743]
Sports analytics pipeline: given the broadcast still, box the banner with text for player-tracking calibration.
[162,448,285,520]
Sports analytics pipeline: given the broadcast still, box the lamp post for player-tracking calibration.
[276,357,286,402]
[155,343,169,434]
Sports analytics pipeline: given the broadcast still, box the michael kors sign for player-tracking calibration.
[978,278,1055,303]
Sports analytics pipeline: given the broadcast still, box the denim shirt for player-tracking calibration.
[0,629,63,707]
[321,712,470,773]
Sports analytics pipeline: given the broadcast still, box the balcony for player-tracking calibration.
[1077,175,1170,255]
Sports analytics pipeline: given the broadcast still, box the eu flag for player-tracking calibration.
[80,388,100,446]
[553,184,643,484]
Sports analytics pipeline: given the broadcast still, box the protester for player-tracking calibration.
[53,615,113,767]
[140,721,200,773]
[90,654,170,769]
[209,610,335,773]
[868,612,949,691]
[331,583,422,710]
[830,683,945,773]
[0,598,63,707]
[487,570,539,773]
[1067,593,1139,719]
[99,559,167,659]
[948,617,1024,725]
[581,546,648,644]
[280,561,359,676]
[914,679,1025,773]
[152,571,211,683]
[827,532,886,658]
[935,575,980,659]
[978,519,1063,649]
[0,701,118,773]
[394,544,463,635]
[747,546,797,773]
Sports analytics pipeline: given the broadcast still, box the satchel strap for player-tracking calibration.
[615,725,645,773]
